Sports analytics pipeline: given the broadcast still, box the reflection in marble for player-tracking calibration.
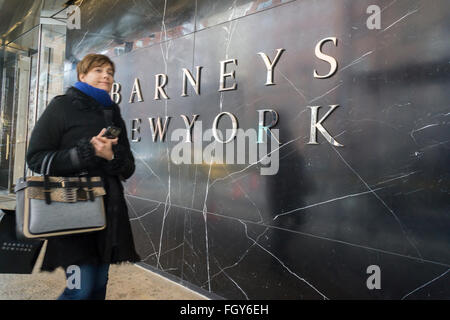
[65,0,295,63]
[66,0,196,61]
[65,0,450,299]
[0,0,42,45]
[195,0,295,31]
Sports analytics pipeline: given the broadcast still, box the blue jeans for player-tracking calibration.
[57,263,110,300]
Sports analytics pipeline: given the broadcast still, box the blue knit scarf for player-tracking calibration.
[74,81,113,107]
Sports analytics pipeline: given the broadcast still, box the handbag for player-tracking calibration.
[14,151,107,239]
[0,210,44,274]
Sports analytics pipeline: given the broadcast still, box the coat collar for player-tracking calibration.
[66,86,115,111]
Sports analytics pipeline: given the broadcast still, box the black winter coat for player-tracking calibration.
[26,86,141,272]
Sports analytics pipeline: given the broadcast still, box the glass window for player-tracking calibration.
[0,23,66,193]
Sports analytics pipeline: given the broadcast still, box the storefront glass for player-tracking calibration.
[0,23,66,193]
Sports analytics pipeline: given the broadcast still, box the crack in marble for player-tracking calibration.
[225,171,253,185]
[219,10,240,112]
[205,224,269,286]
[418,139,450,151]
[124,192,139,219]
[382,8,420,32]
[331,146,424,261]
[160,243,184,257]
[191,164,198,208]
[240,221,329,300]
[410,123,440,144]
[125,194,450,268]
[202,161,214,292]
[277,70,308,103]
[130,147,166,188]
[156,0,174,272]
[333,130,347,139]
[142,252,157,261]
[221,165,264,223]
[279,147,300,161]
[183,237,200,259]
[134,0,161,21]
[183,260,198,280]
[276,70,309,123]
[372,171,420,187]
[377,0,399,17]
[403,188,424,195]
[181,164,199,280]
[340,50,374,72]
[401,268,450,300]
[161,267,178,272]
[209,134,304,188]
[161,0,168,42]
[129,202,162,221]
[213,257,249,300]
[183,260,196,274]
[308,81,343,104]
[104,0,120,18]
[347,118,401,131]
[74,31,89,51]
[125,196,160,267]
[273,186,388,220]
[144,0,162,16]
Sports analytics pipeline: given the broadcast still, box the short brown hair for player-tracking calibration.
[76,53,115,80]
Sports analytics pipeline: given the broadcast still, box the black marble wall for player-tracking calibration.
[65,0,450,299]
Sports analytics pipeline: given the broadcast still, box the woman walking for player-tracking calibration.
[26,54,141,300]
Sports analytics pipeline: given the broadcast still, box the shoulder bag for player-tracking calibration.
[14,151,107,239]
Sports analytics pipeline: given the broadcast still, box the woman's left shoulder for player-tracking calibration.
[110,102,121,113]
[112,104,126,120]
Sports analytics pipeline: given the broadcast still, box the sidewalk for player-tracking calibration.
[0,241,207,300]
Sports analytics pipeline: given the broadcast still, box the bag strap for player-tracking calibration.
[85,176,95,202]
[42,152,57,204]
[40,152,53,175]
[14,179,104,192]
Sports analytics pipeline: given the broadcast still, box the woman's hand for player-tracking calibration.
[90,128,118,160]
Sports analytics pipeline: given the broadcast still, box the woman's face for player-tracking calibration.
[79,63,114,92]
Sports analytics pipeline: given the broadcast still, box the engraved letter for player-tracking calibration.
[307,105,343,146]
[180,114,199,143]
[181,67,202,96]
[111,82,122,104]
[129,78,144,103]
[314,37,338,79]
[219,59,237,92]
[154,74,169,100]
[131,119,141,142]
[149,116,171,142]
[212,112,238,143]
[257,109,279,144]
[257,48,285,85]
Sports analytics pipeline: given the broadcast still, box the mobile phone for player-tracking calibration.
[102,126,121,139]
